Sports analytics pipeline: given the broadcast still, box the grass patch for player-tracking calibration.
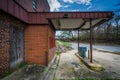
[53,54,61,80]
[56,40,72,47]
[56,56,60,68]
[101,67,105,71]
[56,51,61,56]
[57,78,118,80]
[56,40,59,45]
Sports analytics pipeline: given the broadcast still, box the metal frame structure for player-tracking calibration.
[0,0,114,63]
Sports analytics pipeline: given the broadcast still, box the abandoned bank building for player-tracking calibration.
[0,0,113,76]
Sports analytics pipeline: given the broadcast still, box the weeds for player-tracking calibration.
[56,40,72,47]
[0,62,28,79]
[57,78,119,80]
[56,51,61,56]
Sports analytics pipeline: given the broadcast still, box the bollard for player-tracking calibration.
[88,50,90,59]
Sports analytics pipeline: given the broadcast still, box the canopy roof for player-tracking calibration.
[0,0,114,30]
[44,12,113,30]
[51,18,105,30]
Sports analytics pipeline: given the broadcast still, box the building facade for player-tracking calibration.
[0,0,55,77]
[0,0,113,77]
[15,0,50,12]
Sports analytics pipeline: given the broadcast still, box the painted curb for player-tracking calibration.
[75,53,103,71]
[40,55,57,80]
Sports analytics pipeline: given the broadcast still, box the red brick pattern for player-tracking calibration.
[49,37,55,48]
[48,47,56,63]
[0,11,26,77]
[24,25,56,65]
[48,27,56,63]
[15,0,50,12]
[0,11,56,77]
[0,21,10,76]
[24,25,48,65]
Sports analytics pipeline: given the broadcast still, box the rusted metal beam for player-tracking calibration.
[90,18,93,63]
[28,12,114,24]
[56,28,79,30]
[48,19,56,31]
[81,19,109,30]
[76,20,86,30]
[78,29,80,54]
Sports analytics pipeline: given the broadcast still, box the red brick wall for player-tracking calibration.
[24,25,56,65]
[0,20,10,76]
[24,25,48,65]
[15,0,50,12]
[0,11,56,77]
[0,11,26,77]
[48,27,56,63]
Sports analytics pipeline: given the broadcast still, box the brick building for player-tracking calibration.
[0,0,55,77]
[15,0,50,12]
[0,0,113,77]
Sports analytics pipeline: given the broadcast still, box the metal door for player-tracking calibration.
[9,26,24,68]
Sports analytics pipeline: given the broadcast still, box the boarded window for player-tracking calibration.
[9,25,24,68]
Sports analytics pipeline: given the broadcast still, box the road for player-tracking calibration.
[93,50,120,78]
[71,42,120,53]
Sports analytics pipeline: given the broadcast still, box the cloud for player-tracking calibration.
[71,9,80,11]
[63,0,91,5]
[47,0,92,12]
[87,4,92,10]
[63,0,74,3]
[48,0,61,11]
[63,5,70,8]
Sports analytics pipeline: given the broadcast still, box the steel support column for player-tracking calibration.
[90,19,93,63]
[78,29,80,54]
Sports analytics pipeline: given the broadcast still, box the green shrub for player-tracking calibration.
[56,51,61,56]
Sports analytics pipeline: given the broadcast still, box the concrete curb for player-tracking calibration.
[75,53,103,71]
[40,55,58,80]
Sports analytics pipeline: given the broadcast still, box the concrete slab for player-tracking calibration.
[54,50,79,80]
[43,50,120,79]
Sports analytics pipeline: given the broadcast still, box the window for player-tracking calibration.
[33,0,37,11]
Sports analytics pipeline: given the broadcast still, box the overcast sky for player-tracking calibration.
[48,0,120,12]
